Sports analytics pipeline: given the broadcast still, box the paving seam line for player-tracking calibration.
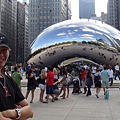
[63,95,81,120]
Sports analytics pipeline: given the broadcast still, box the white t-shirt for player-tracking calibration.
[115,65,119,71]
[92,67,96,74]
[11,66,14,71]
[66,73,71,83]
[107,69,113,78]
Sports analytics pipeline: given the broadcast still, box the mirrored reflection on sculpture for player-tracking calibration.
[28,19,120,68]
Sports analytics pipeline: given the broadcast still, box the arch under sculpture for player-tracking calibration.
[28,19,120,68]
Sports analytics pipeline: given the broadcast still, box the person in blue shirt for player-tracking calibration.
[101,66,109,95]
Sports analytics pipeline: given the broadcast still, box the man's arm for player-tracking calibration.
[1,99,33,120]
[0,112,12,120]
[19,73,22,80]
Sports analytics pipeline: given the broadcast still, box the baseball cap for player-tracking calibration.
[0,33,10,49]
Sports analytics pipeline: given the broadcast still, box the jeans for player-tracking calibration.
[86,85,91,96]
[79,75,82,86]
[109,78,113,86]
[115,71,120,80]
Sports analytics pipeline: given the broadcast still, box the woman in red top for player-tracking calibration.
[81,67,87,94]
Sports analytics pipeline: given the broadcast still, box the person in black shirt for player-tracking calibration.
[25,69,36,103]
[0,33,33,120]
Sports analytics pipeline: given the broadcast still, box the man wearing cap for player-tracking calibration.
[0,33,33,120]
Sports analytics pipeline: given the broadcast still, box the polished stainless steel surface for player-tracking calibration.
[28,19,120,68]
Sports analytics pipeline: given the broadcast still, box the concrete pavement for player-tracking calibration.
[22,87,120,120]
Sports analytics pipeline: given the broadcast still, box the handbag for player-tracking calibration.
[104,89,109,100]
[35,80,39,87]
[86,77,92,86]
[54,89,60,95]
[37,78,41,84]
[61,80,67,85]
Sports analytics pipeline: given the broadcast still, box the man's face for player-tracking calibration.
[0,46,10,68]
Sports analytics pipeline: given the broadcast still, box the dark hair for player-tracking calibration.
[65,69,69,73]
[104,67,107,70]
[14,67,18,71]
[82,67,85,71]
[62,70,67,75]
[47,66,52,71]
[96,69,100,72]
[87,69,91,75]
[28,69,33,77]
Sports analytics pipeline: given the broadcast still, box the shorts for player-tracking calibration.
[27,86,36,90]
[95,81,101,88]
[102,81,109,88]
[66,82,71,87]
[46,85,54,94]
[82,80,86,87]
[53,84,58,89]
[39,84,46,90]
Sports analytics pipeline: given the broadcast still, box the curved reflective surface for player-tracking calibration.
[28,19,120,68]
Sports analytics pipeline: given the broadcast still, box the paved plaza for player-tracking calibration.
[22,87,120,120]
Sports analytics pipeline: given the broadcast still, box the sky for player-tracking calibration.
[71,0,108,19]
[18,0,108,17]
[95,0,108,16]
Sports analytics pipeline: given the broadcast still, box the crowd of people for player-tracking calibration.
[3,62,119,105]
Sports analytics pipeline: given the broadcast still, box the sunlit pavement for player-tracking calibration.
[22,86,120,120]
[20,73,120,120]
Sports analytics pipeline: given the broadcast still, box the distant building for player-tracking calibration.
[79,0,95,19]
[0,0,29,65]
[101,12,107,24]
[16,2,25,64]
[90,12,107,24]
[29,0,71,43]
[107,0,120,30]
[0,0,17,64]
[23,1,30,63]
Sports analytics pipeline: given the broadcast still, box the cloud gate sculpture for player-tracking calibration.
[28,19,120,68]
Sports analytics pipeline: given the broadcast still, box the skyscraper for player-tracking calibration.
[79,0,95,19]
[0,0,30,64]
[29,0,71,43]
[107,0,120,30]
[23,0,30,62]
[16,2,25,64]
[0,0,17,64]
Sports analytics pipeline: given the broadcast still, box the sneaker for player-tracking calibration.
[51,99,55,102]
[54,97,58,100]
[80,90,82,93]
[95,94,99,98]
[43,101,48,103]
